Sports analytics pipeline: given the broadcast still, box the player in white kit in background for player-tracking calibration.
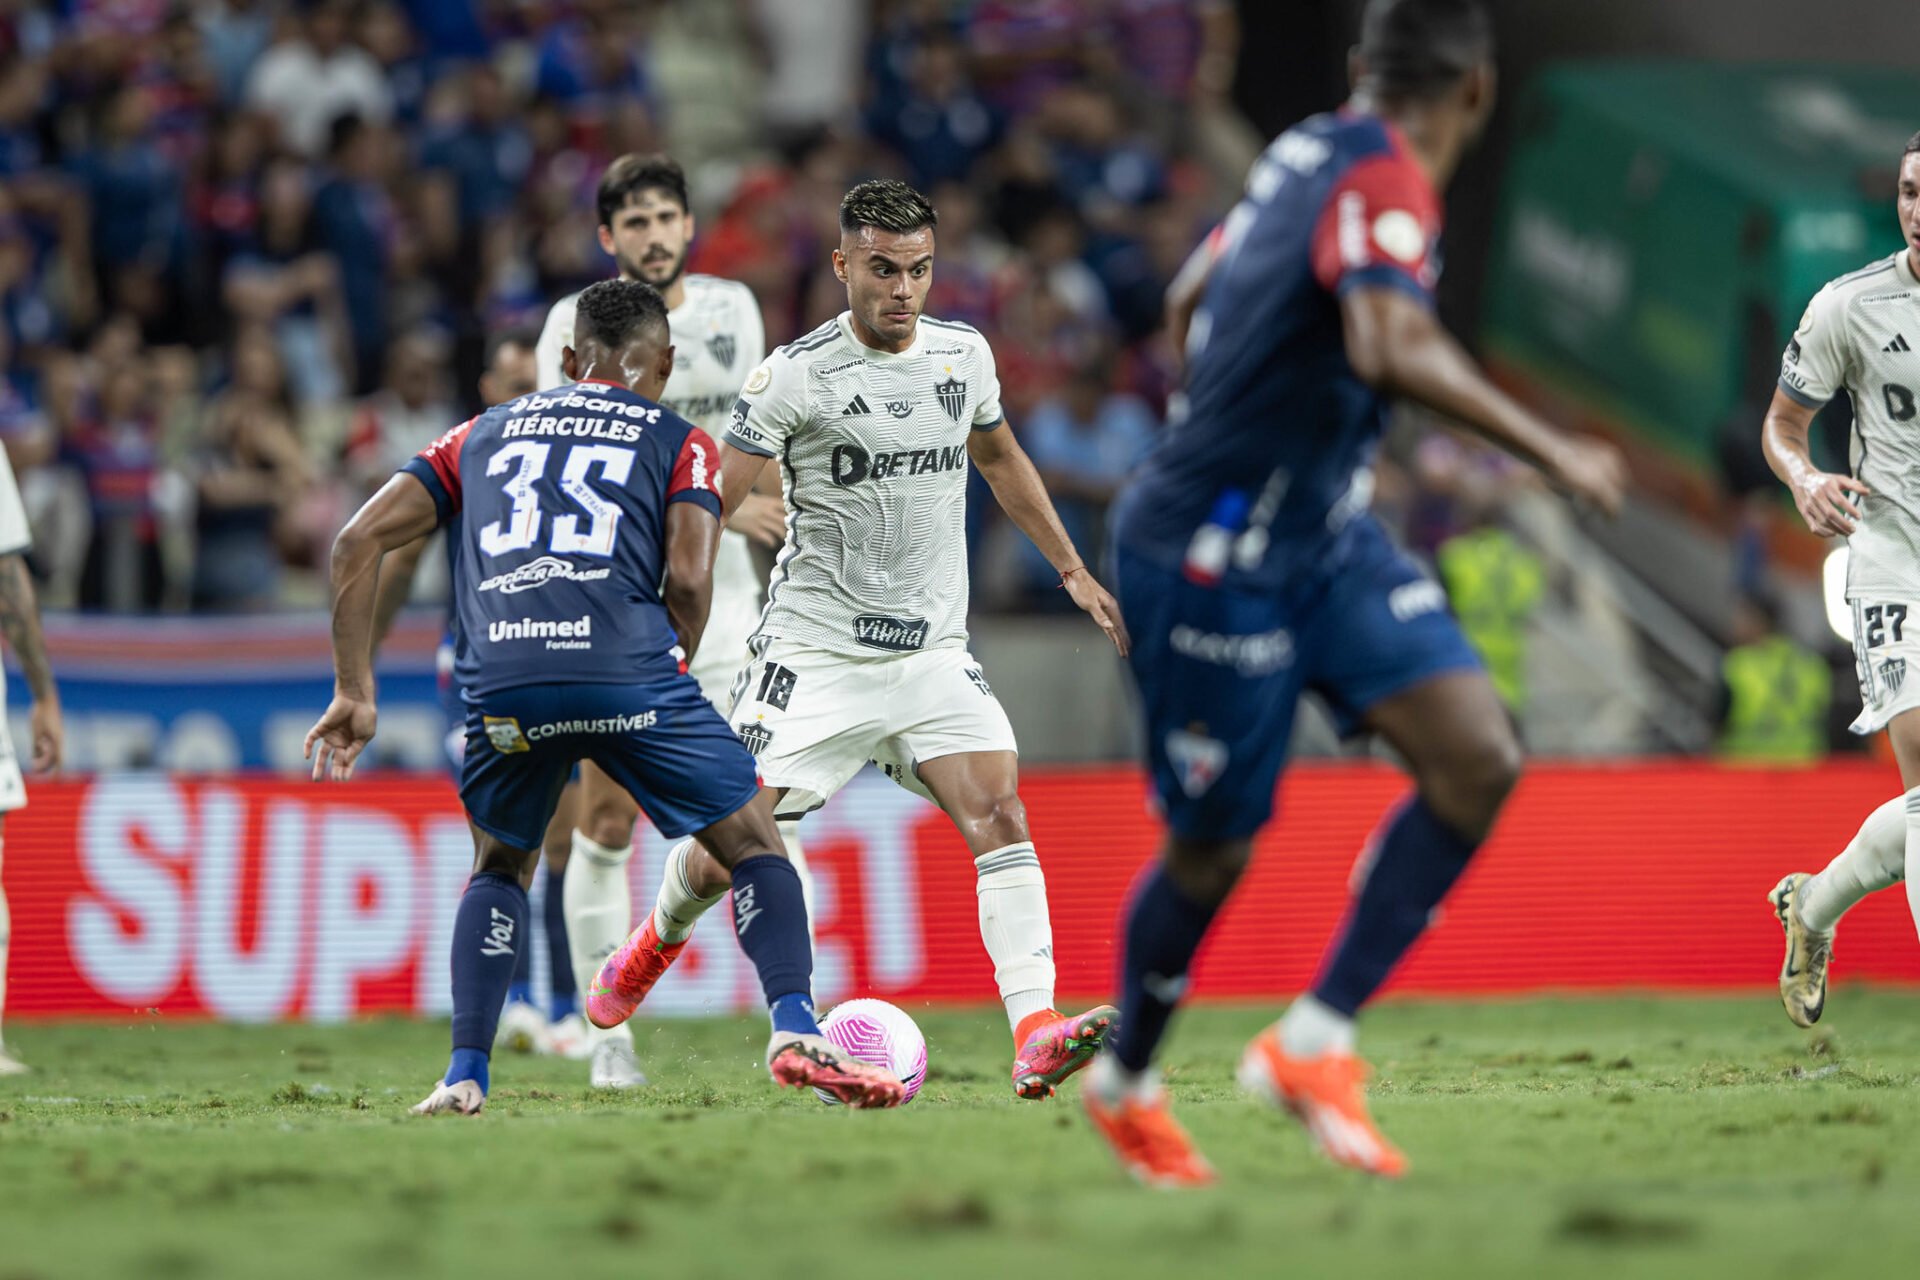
[1766,130,1920,1026]
[0,444,62,1075]
[535,154,794,1087]
[588,179,1131,1102]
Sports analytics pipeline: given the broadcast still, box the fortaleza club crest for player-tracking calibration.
[707,334,736,368]
[934,376,967,422]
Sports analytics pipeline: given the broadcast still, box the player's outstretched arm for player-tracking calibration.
[969,423,1130,656]
[1760,386,1867,538]
[306,474,440,781]
[1339,285,1627,515]
[0,552,60,772]
[663,503,720,665]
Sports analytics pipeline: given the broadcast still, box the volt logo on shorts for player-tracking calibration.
[853,614,929,651]
[483,716,529,754]
[1165,730,1228,799]
[478,556,612,594]
[1388,580,1447,622]
[1169,625,1293,676]
[527,711,659,740]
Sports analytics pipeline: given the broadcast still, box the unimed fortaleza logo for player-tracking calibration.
[489,615,592,648]
[853,614,929,652]
[478,556,611,594]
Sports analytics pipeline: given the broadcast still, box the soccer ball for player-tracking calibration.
[813,998,928,1104]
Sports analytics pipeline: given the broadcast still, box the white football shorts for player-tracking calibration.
[726,637,1018,818]
[1849,596,1920,735]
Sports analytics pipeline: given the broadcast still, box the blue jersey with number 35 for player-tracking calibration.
[403,378,723,698]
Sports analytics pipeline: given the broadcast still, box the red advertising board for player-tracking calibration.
[5,761,1917,1022]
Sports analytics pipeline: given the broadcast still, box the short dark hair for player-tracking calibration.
[839,179,938,236]
[1357,0,1493,101]
[484,325,541,368]
[596,153,689,228]
[573,279,669,353]
[1906,130,1920,157]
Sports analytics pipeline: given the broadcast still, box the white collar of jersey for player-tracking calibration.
[835,310,925,362]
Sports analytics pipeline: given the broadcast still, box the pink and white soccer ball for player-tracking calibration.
[814,998,928,1104]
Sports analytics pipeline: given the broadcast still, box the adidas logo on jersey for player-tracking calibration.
[842,395,873,417]
[1885,334,1912,353]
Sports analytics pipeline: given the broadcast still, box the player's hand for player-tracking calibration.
[1064,568,1130,657]
[305,694,378,782]
[28,697,62,774]
[733,492,787,548]
[1790,468,1871,538]
[1547,435,1628,517]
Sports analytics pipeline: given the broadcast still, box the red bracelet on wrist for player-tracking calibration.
[1059,565,1088,588]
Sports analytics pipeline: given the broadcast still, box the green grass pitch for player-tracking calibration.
[1,994,1917,1279]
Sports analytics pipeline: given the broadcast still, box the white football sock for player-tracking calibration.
[653,838,724,944]
[780,819,816,924]
[1906,787,1920,942]
[1279,994,1356,1058]
[1798,794,1907,932]
[974,842,1056,1033]
[564,829,634,1045]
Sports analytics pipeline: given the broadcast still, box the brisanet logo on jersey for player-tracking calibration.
[489,615,593,650]
[478,556,612,594]
[853,614,929,651]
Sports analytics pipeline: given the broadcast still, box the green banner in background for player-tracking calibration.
[1482,62,1920,462]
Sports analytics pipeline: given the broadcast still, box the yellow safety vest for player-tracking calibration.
[1438,528,1544,711]
[1719,636,1829,764]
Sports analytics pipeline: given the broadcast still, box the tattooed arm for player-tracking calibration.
[0,552,61,772]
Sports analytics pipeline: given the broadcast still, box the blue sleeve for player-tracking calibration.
[400,458,455,526]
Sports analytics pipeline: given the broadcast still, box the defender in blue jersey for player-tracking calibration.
[307,281,905,1113]
[1083,0,1626,1185]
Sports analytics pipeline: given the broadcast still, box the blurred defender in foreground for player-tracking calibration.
[1765,131,1920,1027]
[1087,0,1625,1185]
[0,444,61,1076]
[307,280,902,1113]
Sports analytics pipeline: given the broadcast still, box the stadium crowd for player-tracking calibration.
[0,0,1253,613]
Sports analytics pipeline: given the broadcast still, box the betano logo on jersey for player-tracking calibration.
[831,443,968,486]
[853,614,930,651]
[488,615,593,650]
[478,556,612,594]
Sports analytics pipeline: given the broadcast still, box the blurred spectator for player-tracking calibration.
[60,318,169,610]
[342,327,455,497]
[420,64,533,233]
[70,84,184,331]
[245,0,394,157]
[1437,505,1546,714]
[312,115,398,395]
[1015,356,1156,601]
[866,31,1002,191]
[750,0,866,151]
[191,326,311,611]
[1715,589,1830,765]
[534,0,655,139]
[967,0,1094,118]
[197,0,275,106]
[224,154,351,405]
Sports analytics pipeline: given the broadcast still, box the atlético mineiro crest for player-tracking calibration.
[1881,657,1907,697]
[707,334,736,368]
[934,376,967,422]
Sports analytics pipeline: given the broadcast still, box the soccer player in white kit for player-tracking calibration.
[0,444,62,1075]
[534,154,791,1087]
[1767,131,1920,1026]
[589,180,1131,1100]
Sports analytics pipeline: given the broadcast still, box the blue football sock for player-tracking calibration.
[506,980,534,1007]
[1311,797,1480,1017]
[506,886,535,1008]
[445,871,529,1092]
[545,865,577,1021]
[728,854,819,1034]
[1108,865,1221,1073]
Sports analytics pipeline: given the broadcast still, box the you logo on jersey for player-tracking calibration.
[830,442,969,486]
